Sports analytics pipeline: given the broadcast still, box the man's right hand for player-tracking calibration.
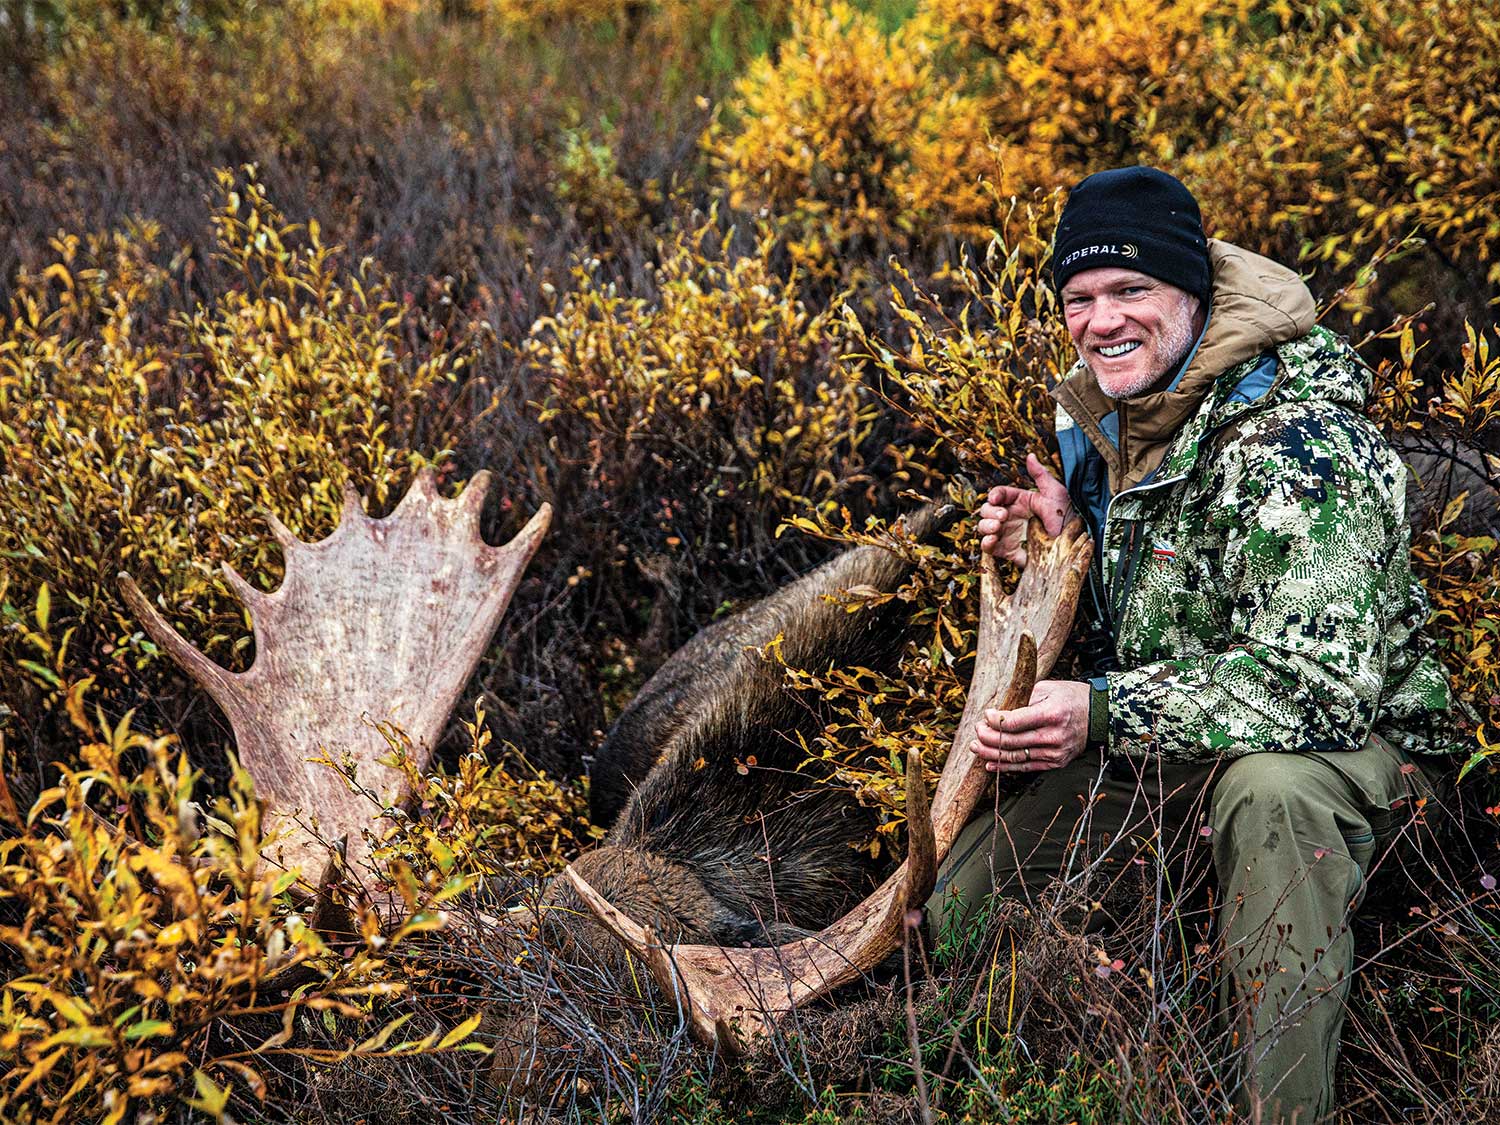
[977,453,1071,567]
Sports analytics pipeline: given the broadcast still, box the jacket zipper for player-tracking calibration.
[1083,353,1280,659]
[1104,472,1189,644]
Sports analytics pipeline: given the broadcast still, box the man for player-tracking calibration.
[927,167,1456,1121]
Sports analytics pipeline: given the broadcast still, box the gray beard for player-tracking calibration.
[1085,310,1201,401]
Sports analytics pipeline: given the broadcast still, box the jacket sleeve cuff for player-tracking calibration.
[1087,675,1110,749]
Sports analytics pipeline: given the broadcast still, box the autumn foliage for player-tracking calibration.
[1,0,1498,1121]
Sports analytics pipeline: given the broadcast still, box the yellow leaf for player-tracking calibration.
[437,1012,483,1051]
[355,1012,412,1053]
[39,1024,113,1049]
[64,676,97,735]
[1440,492,1469,530]
[12,1046,66,1096]
[156,921,191,947]
[213,1058,269,1102]
[187,1069,230,1116]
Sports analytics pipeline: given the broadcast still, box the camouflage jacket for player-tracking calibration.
[1053,244,1454,762]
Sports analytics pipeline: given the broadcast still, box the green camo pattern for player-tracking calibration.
[1101,326,1455,761]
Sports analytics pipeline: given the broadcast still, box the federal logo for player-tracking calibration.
[1059,242,1141,267]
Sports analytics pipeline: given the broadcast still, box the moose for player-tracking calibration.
[120,468,1093,1054]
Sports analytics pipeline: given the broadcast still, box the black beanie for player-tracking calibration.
[1051,167,1211,302]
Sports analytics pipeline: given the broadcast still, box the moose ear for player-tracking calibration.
[120,470,550,891]
[568,515,1092,1055]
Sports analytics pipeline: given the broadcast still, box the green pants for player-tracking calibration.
[926,738,1435,1124]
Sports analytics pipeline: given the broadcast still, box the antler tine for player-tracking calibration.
[118,572,244,710]
[453,469,493,534]
[220,562,271,618]
[1004,631,1038,709]
[562,867,726,1044]
[566,514,1092,1055]
[902,748,937,913]
[495,502,552,563]
[391,466,439,518]
[467,504,552,640]
[262,508,301,552]
[341,478,368,526]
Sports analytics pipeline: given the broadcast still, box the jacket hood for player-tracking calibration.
[1181,238,1319,396]
[1053,239,1320,491]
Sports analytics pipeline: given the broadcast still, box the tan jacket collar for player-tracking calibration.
[1051,240,1317,493]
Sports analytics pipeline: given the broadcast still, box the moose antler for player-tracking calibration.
[566,514,1092,1053]
[120,470,551,887]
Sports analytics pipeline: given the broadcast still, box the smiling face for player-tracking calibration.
[1060,267,1205,399]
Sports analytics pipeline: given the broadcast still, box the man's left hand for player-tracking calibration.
[970,680,1091,772]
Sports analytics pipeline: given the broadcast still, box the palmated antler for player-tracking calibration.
[566,515,1092,1053]
[120,470,550,887]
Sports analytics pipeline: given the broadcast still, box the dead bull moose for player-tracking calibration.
[119,469,1092,1056]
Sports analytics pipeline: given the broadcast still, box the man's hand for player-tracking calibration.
[977,453,1072,567]
[970,679,1091,772]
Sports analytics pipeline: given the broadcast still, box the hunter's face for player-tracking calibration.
[1061,267,1202,399]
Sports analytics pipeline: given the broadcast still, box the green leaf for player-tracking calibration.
[124,1018,175,1042]
[112,1005,143,1029]
[1457,746,1497,782]
[270,869,303,898]
[18,660,62,689]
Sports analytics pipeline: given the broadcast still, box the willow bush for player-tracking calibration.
[710,0,1500,310]
[0,699,494,1125]
[928,0,1252,169]
[708,2,1006,276]
[0,172,485,736]
[1185,0,1500,291]
[526,219,875,563]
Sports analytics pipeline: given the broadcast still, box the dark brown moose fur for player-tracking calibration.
[541,505,949,964]
[1395,433,1500,537]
